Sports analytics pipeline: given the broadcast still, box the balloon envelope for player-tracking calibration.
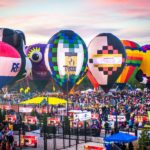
[117,40,143,84]
[87,70,99,89]
[0,42,21,88]
[136,45,150,87]
[26,43,50,90]
[88,33,126,92]
[0,28,32,82]
[45,30,88,92]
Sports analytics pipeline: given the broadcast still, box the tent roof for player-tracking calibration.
[20,97,67,105]
[104,132,137,143]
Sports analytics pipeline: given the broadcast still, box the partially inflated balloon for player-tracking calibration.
[88,33,126,92]
[45,30,88,92]
[117,40,143,85]
[0,42,21,88]
[26,43,50,90]
[0,28,32,82]
[136,45,150,87]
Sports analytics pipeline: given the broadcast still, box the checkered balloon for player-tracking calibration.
[45,30,88,92]
[88,33,126,92]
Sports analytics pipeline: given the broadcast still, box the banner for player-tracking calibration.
[108,115,126,122]
[19,107,33,113]
[21,135,37,147]
[0,105,11,110]
[24,116,38,125]
[57,107,66,116]
[65,52,77,75]
[5,115,16,123]
[74,112,91,122]
[47,117,61,126]
[36,107,48,114]
[148,111,150,122]
[134,116,148,123]
[91,113,99,120]
[70,121,84,128]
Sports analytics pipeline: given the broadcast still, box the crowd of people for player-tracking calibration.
[1,88,150,133]
[0,88,150,149]
[0,122,15,150]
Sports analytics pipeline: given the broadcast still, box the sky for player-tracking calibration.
[0,0,150,46]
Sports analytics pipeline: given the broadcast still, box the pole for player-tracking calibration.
[84,121,87,143]
[63,121,65,149]
[115,98,118,133]
[19,114,22,150]
[43,125,47,150]
[67,71,71,147]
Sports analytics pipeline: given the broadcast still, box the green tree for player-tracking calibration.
[138,129,150,150]
[30,109,36,116]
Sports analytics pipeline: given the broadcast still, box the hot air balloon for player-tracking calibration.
[136,45,150,88]
[45,30,88,93]
[87,69,99,89]
[0,42,21,88]
[116,40,143,89]
[0,28,32,82]
[88,33,126,92]
[26,43,51,90]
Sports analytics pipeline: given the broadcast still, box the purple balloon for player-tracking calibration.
[26,43,50,80]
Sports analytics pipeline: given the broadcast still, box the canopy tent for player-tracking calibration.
[104,132,137,143]
[20,97,67,105]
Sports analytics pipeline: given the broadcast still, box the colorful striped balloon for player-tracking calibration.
[117,40,143,84]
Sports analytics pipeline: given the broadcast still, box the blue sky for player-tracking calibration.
[0,0,150,46]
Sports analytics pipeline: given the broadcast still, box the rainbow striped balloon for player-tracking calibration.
[117,40,143,84]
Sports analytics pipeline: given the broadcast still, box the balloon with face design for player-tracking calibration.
[26,43,51,90]
[0,28,32,82]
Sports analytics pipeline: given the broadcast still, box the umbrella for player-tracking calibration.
[20,97,67,105]
[104,132,137,143]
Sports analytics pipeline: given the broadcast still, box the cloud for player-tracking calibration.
[0,0,19,8]
[85,0,150,20]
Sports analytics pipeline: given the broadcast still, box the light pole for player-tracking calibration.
[114,96,118,133]
[63,65,69,116]
[110,95,118,133]
[63,65,71,147]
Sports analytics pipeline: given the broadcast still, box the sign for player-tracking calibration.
[84,144,104,150]
[65,52,77,75]
[134,116,148,123]
[91,113,99,120]
[74,112,91,122]
[21,135,37,147]
[19,107,33,113]
[47,117,61,126]
[57,107,66,116]
[5,115,16,123]
[108,115,126,122]
[0,105,11,110]
[70,121,84,128]
[24,116,38,125]
[36,107,48,114]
